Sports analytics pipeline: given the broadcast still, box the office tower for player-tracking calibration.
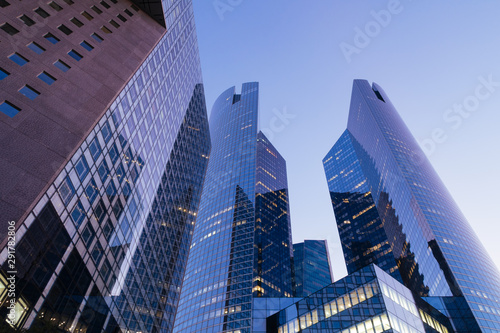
[293,240,333,297]
[323,80,500,332]
[0,0,210,331]
[174,83,294,333]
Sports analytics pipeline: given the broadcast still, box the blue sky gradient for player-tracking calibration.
[193,1,500,278]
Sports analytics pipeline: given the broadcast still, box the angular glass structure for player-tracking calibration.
[323,80,500,332]
[174,83,294,333]
[0,0,210,331]
[267,264,453,333]
[293,240,333,297]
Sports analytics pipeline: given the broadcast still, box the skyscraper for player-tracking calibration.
[0,0,210,331]
[293,240,333,297]
[323,79,500,332]
[174,83,294,333]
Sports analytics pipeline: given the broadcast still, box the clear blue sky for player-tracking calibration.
[192,1,500,279]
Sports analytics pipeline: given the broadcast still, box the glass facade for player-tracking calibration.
[293,240,333,298]
[0,0,210,331]
[174,83,294,333]
[323,80,500,332]
[267,264,451,333]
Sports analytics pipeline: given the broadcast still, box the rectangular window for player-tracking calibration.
[27,42,45,54]
[81,11,94,21]
[91,5,102,14]
[91,32,104,43]
[100,26,112,34]
[124,9,133,17]
[34,7,50,18]
[91,241,103,264]
[58,176,75,205]
[0,68,10,80]
[0,0,10,7]
[44,32,60,44]
[19,85,40,100]
[48,1,63,11]
[0,101,21,117]
[109,143,119,164]
[98,160,109,180]
[70,17,83,27]
[9,53,29,66]
[109,19,119,28]
[89,137,101,160]
[19,15,35,26]
[101,121,112,142]
[85,178,98,204]
[80,40,94,51]
[62,0,74,5]
[71,201,86,228]
[81,223,95,247]
[117,14,126,22]
[100,1,110,9]
[68,49,83,61]
[54,59,71,72]
[38,71,56,85]
[58,24,72,35]
[131,4,139,11]
[1,23,19,36]
[109,0,117,3]
[75,156,89,181]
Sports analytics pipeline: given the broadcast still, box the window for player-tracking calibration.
[75,156,89,180]
[85,178,98,204]
[68,49,83,61]
[98,160,109,180]
[54,59,71,72]
[71,201,86,228]
[70,17,83,27]
[91,5,102,14]
[58,24,72,35]
[89,137,101,160]
[44,32,60,44]
[91,33,103,43]
[124,9,133,17]
[0,68,10,80]
[117,14,126,22]
[0,0,10,8]
[48,1,63,11]
[58,176,75,205]
[27,42,45,54]
[81,223,95,247]
[100,26,112,34]
[109,19,119,28]
[1,23,19,36]
[9,53,29,66]
[81,11,94,21]
[80,40,94,51]
[38,71,56,85]
[102,121,112,142]
[0,101,21,117]
[62,0,74,5]
[19,15,35,26]
[109,143,119,164]
[131,4,139,11]
[109,0,117,3]
[91,241,103,264]
[100,1,110,9]
[19,85,40,100]
[34,7,50,18]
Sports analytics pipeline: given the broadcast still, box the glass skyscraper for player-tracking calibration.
[0,0,210,331]
[174,83,294,333]
[323,79,500,332]
[293,240,333,298]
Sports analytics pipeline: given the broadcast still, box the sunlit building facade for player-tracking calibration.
[323,80,500,332]
[293,240,333,297]
[174,83,294,333]
[0,0,210,331]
